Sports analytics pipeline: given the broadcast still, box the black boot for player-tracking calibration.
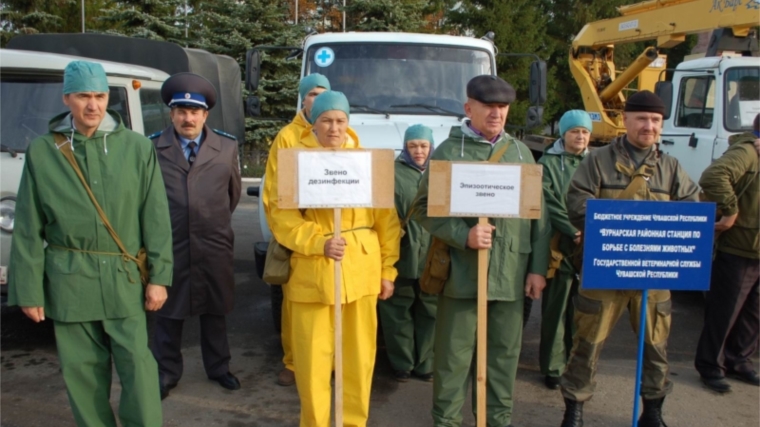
[638,397,668,427]
[560,397,583,427]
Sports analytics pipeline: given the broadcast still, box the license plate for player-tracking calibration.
[0,266,7,285]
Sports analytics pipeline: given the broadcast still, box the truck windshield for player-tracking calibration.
[306,43,493,116]
[1,75,132,153]
[725,67,760,132]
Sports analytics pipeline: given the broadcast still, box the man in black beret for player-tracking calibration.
[150,72,242,400]
[559,90,699,427]
[414,75,551,427]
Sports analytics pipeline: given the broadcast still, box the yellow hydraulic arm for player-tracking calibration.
[570,0,759,142]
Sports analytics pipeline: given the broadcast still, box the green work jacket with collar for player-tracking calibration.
[414,123,551,301]
[538,138,587,257]
[8,110,174,322]
[394,158,431,280]
[699,132,759,259]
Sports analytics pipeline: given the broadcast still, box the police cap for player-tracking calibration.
[466,75,515,105]
[161,72,218,110]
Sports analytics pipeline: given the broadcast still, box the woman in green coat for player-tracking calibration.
[379,124,437,382]
[537,110,591,389]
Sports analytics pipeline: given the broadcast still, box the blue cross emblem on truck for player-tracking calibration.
[315,47,335,67]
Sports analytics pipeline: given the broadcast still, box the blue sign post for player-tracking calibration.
[583,200,716,427]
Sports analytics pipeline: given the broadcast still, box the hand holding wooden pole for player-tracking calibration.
[476,216,489,427]
[334,208,344,427]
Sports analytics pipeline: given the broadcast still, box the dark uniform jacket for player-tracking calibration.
[152,124,242,318]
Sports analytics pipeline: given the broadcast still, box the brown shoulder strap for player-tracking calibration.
[53,133,137,262]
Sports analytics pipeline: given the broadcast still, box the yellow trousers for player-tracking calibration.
[291,295,378,427]
[282,284,294,371]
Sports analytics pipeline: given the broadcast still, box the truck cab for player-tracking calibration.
[657,56,759,183]
[249,32,498,243]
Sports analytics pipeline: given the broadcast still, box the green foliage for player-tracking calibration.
[0,0,110,45]
[343,0,428,32]
[446,0,558,132]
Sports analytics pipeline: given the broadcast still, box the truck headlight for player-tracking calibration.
[0,197,16,233]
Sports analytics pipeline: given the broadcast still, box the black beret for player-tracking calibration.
[466,75,515,105]
[161,72,217,110]
[624,90,665,116]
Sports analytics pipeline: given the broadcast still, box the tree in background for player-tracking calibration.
[446,0,559,133]
[0,0,110,45]
[343,0,427,32]
[98,0,187,42]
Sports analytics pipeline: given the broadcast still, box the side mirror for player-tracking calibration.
[529,61,547,105]
[245,49,261,92]
[246,95,261,117]
[654,81,673,120]
[526,106,544,129]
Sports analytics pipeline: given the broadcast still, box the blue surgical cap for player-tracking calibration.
[404,124,434,145]
[310,91,350,122]
[63,60,108,94]
[299,73,331,101]
[559,110,592,136]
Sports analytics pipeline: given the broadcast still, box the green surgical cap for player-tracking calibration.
[310,91,350,122]
[63,60,108,94]
[299,73,331,101]
[404,124,434,145]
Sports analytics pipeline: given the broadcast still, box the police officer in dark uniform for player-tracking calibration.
[150,73,242,400]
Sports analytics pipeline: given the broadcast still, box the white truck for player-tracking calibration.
[655,56,759,183]
[0,34,245,304]
[245,31,545,328]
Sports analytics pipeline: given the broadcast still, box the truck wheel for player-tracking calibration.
[270,285,283,333]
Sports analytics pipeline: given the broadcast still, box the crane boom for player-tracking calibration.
[570,0,759,143]
[573,0,757,50]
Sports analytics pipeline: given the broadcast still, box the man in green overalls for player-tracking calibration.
[379,124,437,382]
[415,75,551,427]
[8,60,173,427]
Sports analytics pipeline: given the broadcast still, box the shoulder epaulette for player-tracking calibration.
[212,128,237,141]
[147,131,162,140]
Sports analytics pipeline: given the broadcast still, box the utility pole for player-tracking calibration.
[295,0,299,24]
[81,0,85,33]
[342,0,346,32]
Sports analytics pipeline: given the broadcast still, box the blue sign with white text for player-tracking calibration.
[582,200,716,291]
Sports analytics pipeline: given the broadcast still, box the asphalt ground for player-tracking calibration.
[1,186,758,427]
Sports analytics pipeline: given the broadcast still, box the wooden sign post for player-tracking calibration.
[427,160,542,427]
[277,147,395,425]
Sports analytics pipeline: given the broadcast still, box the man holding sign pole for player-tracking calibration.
[415,75,550,427]
[267,91,400,427]
[559,91,699,427]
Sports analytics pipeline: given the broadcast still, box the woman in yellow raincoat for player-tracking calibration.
[267,91,401,427]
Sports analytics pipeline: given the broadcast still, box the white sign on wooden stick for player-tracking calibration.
[298,151,373,208]
[450,163,522,216]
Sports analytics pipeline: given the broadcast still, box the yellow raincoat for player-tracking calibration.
[263,110,311,373]
[268,126,400,427]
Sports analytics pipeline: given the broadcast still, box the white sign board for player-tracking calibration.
[298,151,373,208]
[449,163,521,216]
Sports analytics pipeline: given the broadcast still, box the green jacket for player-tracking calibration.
[538,139,586,256]
[699,132,759,259]
[394,159,431,280]
[9,110,174,322]
[415,123,551,301]
[567,136,700,231]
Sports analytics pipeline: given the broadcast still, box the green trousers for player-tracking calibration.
[432,295,523,427]
[539,258,578,378]
[54,314,162,427]
[560,289,673,402]
[378,278,437,375]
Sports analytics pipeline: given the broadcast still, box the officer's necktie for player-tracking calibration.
[188,141,197,166]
